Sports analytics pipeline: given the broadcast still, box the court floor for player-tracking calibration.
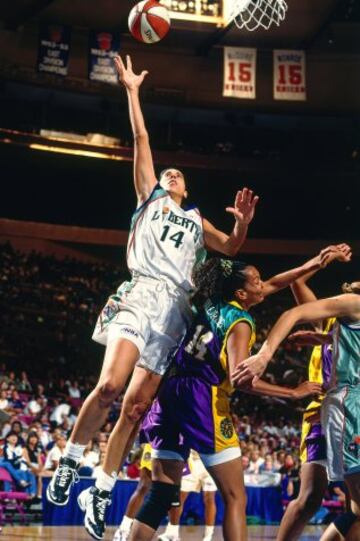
[0,525,327,540]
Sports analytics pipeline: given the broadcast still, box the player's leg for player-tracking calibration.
[320,512,358,541]
[159,465,196,541]
[333,390,360,540]
[47,335,140,508]
[202,490,216,541]
[343,472,360,540]
[129,458,184,541]
[206,454,247,541]
[72,337,140,445]
[200,468,217,541]
[114,466,152,541]
[276,462,328,541]
[158,492,188,541]
[79,366,162,540]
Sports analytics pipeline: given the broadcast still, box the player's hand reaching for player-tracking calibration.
[226,188,259,225]
[287,329,332,347]
[319,243,352,268]
[114,55,148,91]
[231,351,269,388]
[291,381,323,400]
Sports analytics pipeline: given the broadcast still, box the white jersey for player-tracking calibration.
[127,184,206,292]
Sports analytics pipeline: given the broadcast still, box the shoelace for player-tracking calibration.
[94,495,111,522]
[56,465,80,489]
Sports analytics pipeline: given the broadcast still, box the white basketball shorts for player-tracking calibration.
[92,275,192,376]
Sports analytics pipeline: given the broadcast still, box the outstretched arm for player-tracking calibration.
[287,329,332,347]
[232,293,360,386]
[262,244,351,298]
[249,379,322,400]
[290,243,351,330]
[114,55,157,204]
[226,323,322,398]
[291,243,351,305]
[203,188,259,256]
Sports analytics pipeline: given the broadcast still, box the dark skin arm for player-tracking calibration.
[226,323,321,399]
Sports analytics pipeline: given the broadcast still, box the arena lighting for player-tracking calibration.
[29,144,125,160]
[161,0,224,25]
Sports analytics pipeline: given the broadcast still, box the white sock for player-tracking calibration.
[64,441,87,463]
[203,525,215,538]
[95,468,117,493]
[120,515,134,532]
[165,523,179,537]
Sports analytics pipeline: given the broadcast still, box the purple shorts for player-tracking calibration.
[142,376,239,462]
[300,419,327,464]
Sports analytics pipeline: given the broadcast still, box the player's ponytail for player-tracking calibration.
[192,258,248,309]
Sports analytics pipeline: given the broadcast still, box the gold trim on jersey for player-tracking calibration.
[219,301,256,395]
[140,443,152,472]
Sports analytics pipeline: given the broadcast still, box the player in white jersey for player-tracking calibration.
[235,280,360,541]
[47,54,259,541]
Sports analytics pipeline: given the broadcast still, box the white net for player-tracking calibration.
[230,0,288,31]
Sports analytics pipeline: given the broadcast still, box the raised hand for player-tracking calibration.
[319,243,352,268]
[226,187,259,225]
[114,54,148,91]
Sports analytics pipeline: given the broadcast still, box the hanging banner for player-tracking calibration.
[88,31,120,84]
[223,47,256,99]
[273,49,306,101]
[37,24,71,76]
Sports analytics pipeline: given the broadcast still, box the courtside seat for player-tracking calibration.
[0,467,30,525]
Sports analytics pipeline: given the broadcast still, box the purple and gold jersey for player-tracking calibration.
[142,299,255,459]
[300,318,335,464]
[172,299,256,392]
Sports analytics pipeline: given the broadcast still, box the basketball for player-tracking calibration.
[128,0,170,44]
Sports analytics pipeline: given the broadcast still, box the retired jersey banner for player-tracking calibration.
[223,47,256,99]
[37,24,71,76]
[88,31,120,84]
[273,49,306,101]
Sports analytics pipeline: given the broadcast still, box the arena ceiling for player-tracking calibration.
[0,0,358,53]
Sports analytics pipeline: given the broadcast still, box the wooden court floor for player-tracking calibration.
[0,525,327,540]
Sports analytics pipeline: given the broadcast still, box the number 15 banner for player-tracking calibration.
[223,47,257,99]
[273,49,306,101]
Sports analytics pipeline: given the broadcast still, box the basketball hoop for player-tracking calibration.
[230,0,288,31]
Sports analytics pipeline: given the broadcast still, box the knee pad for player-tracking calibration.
[333,511,358,537]
[136,481,181,530]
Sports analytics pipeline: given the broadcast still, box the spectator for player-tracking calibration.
[10,421,26,446]
[25,396,46,417]
[23,431,44,499]
[68,381,81,399]
[42,434,67,475]
[8,390,25,414]
[280,454,300,501]
[248,449,265,475]
[0,390,9,411]
[241,455,250,472]
[17,371,32,393]
[0,432,37,497]
[49,399,71,426]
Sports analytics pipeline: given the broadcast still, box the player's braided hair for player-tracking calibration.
[192,258,248,309]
